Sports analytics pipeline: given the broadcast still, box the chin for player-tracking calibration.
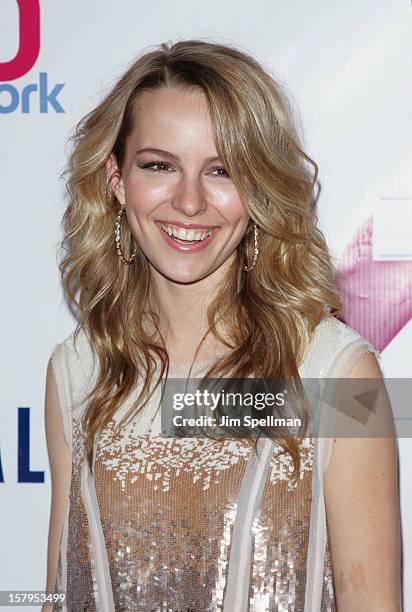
[168,273,209,284]
[159,266,214,284]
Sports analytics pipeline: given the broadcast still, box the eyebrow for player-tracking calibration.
[135,147,221,164]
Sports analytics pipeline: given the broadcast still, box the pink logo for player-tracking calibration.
[0,0,40,81]
[337,215,412,352]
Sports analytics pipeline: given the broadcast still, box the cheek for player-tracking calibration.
[213,187,248,219]
[224,197,250,228]
[124,177,166,212]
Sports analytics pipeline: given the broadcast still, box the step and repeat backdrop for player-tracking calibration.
[1,0,411,608]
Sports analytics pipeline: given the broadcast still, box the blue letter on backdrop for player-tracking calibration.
[18,407,44,483]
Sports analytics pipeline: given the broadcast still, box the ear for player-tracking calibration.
[106,153,125,205]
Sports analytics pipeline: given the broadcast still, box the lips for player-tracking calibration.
[156,219,217,230]
[159,223,212,242]
[155,220,218,253]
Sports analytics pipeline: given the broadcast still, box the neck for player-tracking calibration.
[146,256,234,365]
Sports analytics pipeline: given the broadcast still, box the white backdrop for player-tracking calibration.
[1,0,411,609]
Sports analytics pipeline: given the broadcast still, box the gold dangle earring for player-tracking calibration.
[243,222,259,272]
[115,204,137,265]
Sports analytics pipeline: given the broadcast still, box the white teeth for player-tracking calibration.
[160,224,212,241]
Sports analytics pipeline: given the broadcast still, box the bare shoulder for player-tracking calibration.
[347,349,382,377]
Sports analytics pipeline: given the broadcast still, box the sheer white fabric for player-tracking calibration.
[49,315,381,611]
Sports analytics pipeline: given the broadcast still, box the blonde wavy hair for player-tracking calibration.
[59,39,343,478]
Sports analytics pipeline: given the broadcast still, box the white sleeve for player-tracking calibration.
[50,341,73,455]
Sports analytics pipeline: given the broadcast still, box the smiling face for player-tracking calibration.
[107,86,250,284]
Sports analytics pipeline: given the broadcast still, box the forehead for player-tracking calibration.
[129,87,214,145]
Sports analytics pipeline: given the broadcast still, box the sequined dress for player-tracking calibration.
[49,315,380,611]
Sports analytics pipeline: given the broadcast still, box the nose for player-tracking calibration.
[171,173,207,217]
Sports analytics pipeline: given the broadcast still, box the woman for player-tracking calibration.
[44,40,401,611]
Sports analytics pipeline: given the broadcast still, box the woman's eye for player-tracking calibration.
[138,161,229,178]
[138,161,172,172]
[210,167,230,178]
